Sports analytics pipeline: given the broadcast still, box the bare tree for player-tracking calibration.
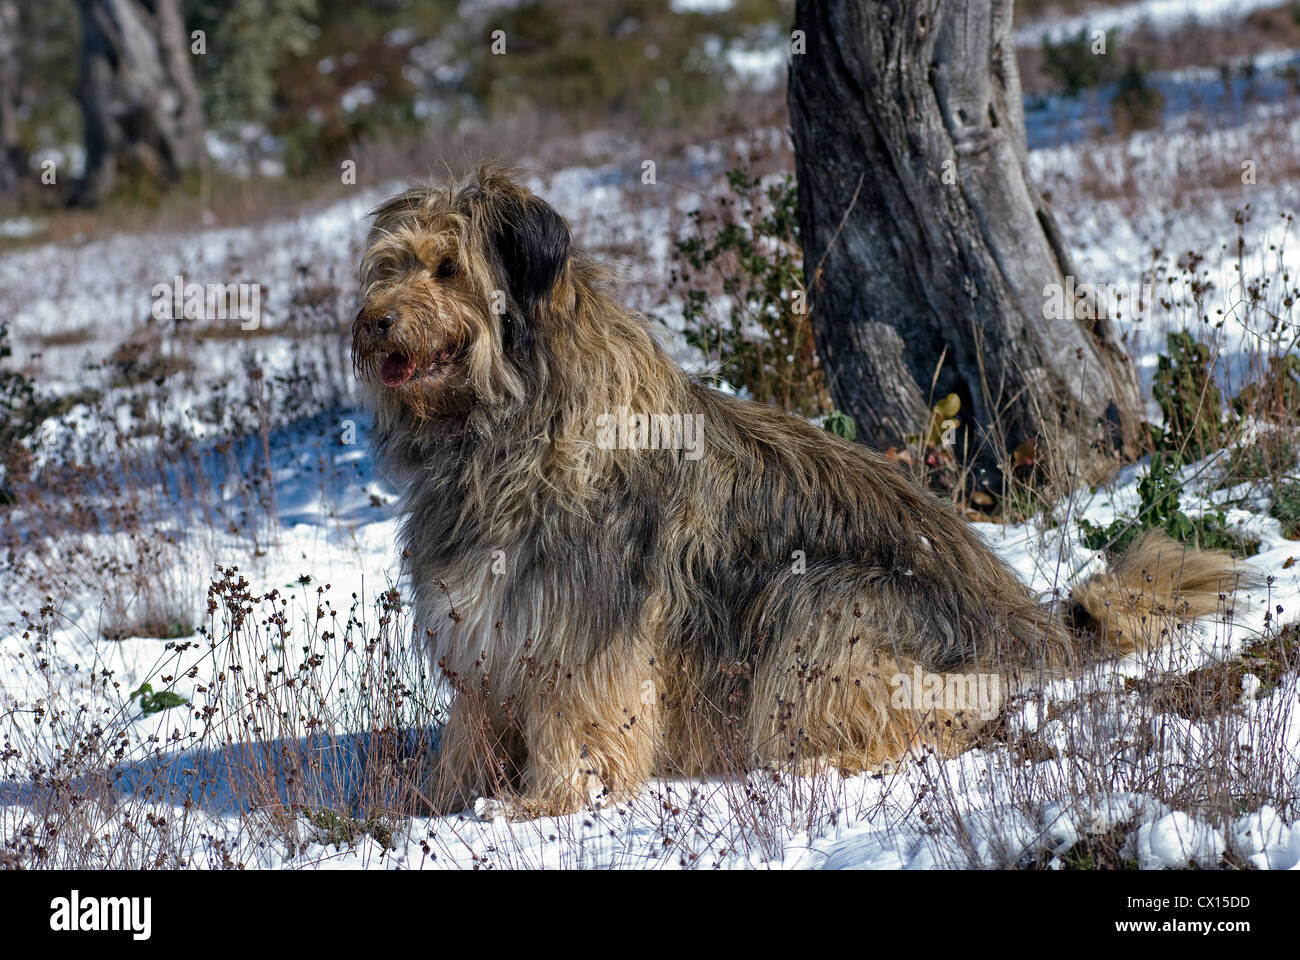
[72,0,204,205]
[788,0,1144,487]
[0,0,25,197]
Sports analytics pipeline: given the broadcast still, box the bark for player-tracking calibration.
[0,0,25,196]
[788,0,1144,486]
[72,0,204,205]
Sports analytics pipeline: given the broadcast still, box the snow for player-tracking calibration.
[1138,811,1227,869]
[0,216,44,239]
[671,0,736,13]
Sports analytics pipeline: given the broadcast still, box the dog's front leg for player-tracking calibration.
[425,689,521,815]
[476,644,659,821]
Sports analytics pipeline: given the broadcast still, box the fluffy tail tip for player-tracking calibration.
[1068,528,1257,655]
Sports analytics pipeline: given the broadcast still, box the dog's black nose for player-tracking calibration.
[377,312,397,336]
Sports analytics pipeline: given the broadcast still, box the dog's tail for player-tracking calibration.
[1065,529,1251,657]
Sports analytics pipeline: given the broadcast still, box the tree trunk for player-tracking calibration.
[0,0,25,197]
[787,0,1144,488]
[72,0,204,205]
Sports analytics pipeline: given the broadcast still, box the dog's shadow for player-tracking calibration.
[0,726,441,819]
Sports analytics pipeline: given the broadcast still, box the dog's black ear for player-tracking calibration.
[477,178,571,315]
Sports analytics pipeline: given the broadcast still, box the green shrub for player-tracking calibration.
[1270,482,1300,539]
[671,167,829,418]
[0,323,39,498]
[1040,29,1114,97]
[1078,451,1258,556]
[1232,355,1300,424]
[1152,331,1223,459]
[302,809,396,852]
[1110,57,1165,133]
[1218,430,1299,490]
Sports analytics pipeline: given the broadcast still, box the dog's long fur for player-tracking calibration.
[352,167,1245,819]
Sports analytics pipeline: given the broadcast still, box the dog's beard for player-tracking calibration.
[355,341,478,428]
[376,345,461,388]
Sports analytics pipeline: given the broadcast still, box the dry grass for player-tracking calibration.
[0,573,443,869]
[3,549,1289,869]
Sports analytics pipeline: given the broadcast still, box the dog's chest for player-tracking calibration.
[412,557,521,678]
[391,444,605,684]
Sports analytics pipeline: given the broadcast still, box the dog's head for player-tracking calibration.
[353,167,571,424]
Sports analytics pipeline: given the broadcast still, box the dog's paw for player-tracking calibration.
[472,782,614,821]
[473,796,512,821]
[471,795,567,821]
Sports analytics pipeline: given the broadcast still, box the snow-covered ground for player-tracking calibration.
[2,414,1296,868]
[2,11,1299,868]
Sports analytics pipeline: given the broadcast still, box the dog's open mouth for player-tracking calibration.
[379,348,458,387]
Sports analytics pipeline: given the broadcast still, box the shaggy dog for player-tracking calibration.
[352,167,1243,820]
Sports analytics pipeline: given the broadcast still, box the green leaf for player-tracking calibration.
[131,681,189,716]
[824,410,857,441]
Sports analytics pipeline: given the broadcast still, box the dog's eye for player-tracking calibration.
[436,257,458,279]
